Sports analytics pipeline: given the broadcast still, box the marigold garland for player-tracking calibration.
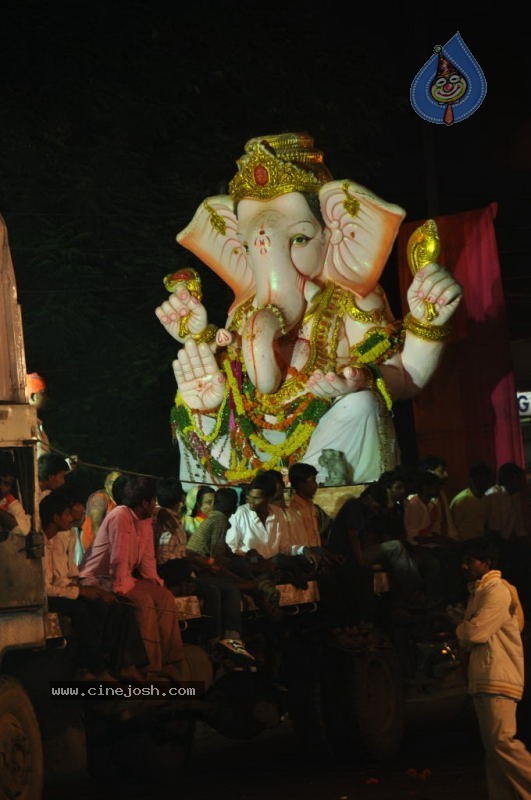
[170,355,331,482]
[170,285,404,482]
[366,365,393,412]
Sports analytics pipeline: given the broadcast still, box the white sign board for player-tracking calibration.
[517,392,531,418]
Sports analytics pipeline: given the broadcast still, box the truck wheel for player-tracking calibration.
[0,676,43,800]
[323,646,404,762]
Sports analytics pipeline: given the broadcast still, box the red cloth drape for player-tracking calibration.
[396,203,524,499]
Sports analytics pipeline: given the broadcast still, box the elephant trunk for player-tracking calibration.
[241,307,285,394]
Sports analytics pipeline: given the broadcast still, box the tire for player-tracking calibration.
[0,676,43,800]
[203,671,280,740]
[323,645,405,762]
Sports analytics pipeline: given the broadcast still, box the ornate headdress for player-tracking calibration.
[228,132,333,203]
[433,45,462,80]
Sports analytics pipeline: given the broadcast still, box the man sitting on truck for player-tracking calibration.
[226,471,317,585]
[37,453,69,501]
[286,462,331,552]
[41,490,148,682]
[0,455,31,536]
[183,485,255,662]
[79,476,185,682]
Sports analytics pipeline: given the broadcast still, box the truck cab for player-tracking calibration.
[0,214,46,799]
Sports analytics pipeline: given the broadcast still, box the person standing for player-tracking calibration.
[456,537,531,799]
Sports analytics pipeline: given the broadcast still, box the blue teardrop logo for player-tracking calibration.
[410,32,487,125]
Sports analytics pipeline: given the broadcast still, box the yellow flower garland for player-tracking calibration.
[173,283,402,482]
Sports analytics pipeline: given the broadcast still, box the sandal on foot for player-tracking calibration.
[219,639,255,662]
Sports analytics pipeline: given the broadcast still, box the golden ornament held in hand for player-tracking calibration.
[406,219,441,321]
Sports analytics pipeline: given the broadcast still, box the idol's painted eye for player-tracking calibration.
[291,234,311,248]
[435,77,446,87]
[449,74,460,84]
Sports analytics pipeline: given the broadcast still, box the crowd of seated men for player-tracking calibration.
[2,448,529,683]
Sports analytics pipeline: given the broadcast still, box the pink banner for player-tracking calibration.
[397,203,524,499]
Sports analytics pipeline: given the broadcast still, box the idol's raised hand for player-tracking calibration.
[173,340,225,411]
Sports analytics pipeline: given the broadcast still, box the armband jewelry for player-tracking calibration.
[191,323,218,345]
[403,312,451,342]
[252,304,287,335]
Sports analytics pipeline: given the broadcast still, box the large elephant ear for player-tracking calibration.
[320,180,406,297]
[177,195,255,312]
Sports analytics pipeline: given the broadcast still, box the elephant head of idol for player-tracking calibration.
[176,133,406,394]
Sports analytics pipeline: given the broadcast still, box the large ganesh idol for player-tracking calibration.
[155,133,462,486]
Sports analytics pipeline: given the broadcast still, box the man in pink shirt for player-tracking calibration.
[79,476,183,681]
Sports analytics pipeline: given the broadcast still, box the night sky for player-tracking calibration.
[1,6,530,491]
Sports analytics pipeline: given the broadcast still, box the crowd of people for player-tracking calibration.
[3,448,531,795]
[2,450,531,676]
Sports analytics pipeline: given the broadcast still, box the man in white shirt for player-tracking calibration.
[226,473,292,561]
[404,471,443,548]
[226,472,319,597]
[405,470,465,606]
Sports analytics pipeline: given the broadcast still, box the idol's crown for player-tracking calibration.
[228,133,332,203]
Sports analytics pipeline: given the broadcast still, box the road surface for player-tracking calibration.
[44,704,506,800]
